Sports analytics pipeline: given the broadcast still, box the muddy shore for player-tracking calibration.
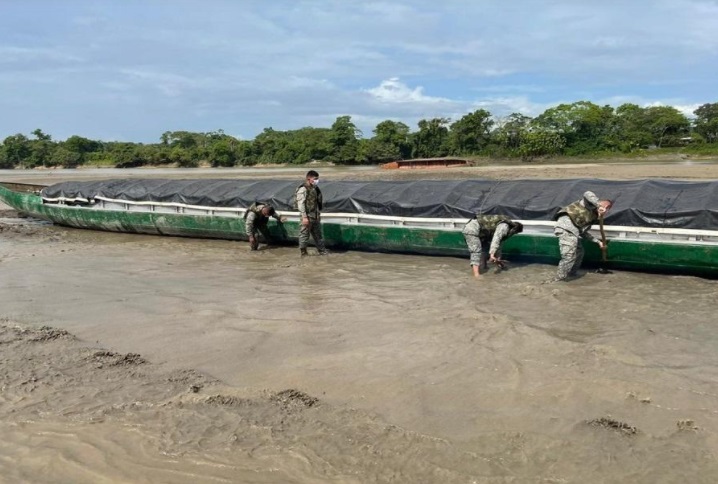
[3,158,718,184]
[2,163,718,482]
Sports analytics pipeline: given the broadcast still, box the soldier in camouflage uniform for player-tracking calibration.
[462,214,524,278]
[549,191,613,282]
[244,202,285,250]
[296,170,327,256]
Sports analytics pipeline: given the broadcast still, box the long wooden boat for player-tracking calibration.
[2,180,718,277]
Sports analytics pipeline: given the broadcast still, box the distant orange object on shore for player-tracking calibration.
[380,157,471,169]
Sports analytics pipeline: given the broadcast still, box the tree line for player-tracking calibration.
[2,101,718,169]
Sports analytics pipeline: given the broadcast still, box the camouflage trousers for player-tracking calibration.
[462,220,485,267]
[248,222,271,250]
[299,218,326,252]
[555,228,584,280]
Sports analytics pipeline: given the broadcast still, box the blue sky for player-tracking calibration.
[1,0,717,143]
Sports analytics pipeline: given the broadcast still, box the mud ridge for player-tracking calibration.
[0,320,494,483]
[587,417,638,435]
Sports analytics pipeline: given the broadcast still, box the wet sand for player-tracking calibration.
[2,163,718,482]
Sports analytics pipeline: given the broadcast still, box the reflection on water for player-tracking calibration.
[1,220,718,482]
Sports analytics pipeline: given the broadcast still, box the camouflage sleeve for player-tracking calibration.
[296,186,307,217]
[583,191,600,207]
[489,223,510,255]
[245,210,256,236]
[582,229,599,243]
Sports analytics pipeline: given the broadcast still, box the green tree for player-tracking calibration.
[642,106,690,147]
[0,145,10,168]
[448,109,494,154]
[64,135,101,154]
[2,134,31,167]
[533,101,616,154]
[364,138,401,163]
[253,128,287,164]
[366,120,411,162]
[613,104,653,151]
[163,131,201,149]
[63,135,102,165]
[209,140,236,167]
[412,118,450,158]
[329,116,361,164]
[52,146,82,167]
[694,103,718,143]
[517,130,566,161]
[32,128,52,141]
[493,113,533,152]
[295,127,333,162]
[27,128,55,167]
[105,142,147,168]
[235,140,256,166]
[169,146,197,167]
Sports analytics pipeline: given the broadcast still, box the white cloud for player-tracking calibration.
[674,104,702,118]
[645,101,702,118]
[365,78,451,105]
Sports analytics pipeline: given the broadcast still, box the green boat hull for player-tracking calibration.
[2,184,718,277]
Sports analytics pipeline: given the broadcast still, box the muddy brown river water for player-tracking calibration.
[2,165,718,483]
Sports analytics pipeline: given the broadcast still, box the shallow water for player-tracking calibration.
[2,216,718,482]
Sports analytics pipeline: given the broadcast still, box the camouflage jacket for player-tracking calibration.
[244,203,280,236]
[475,214,512,240]
[296,184,323,219]
[554,191,600,239]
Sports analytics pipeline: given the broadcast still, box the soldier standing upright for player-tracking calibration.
[296,170,328,256]
[462,214,524,278]
[244,202,285,250]
[549,191,613,282]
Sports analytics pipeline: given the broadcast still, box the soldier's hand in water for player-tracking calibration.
[249,236,257,250]
[489,254,498,263]
[301,216,309,226]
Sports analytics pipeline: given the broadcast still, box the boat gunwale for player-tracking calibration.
[38,193,718,241]
[4,182,718,244]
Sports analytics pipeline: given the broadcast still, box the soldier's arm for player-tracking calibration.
[296,187,307,218]
[581,229,599,244]
[489,223,510,257]
[245,211,256,236]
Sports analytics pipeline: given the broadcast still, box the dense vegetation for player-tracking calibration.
[2,101,718,169]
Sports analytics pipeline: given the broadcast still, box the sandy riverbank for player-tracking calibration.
[3,158,718,185]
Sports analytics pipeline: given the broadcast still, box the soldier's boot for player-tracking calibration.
[300,248,309,257]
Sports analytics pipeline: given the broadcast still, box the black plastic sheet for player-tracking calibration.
[41,178,718,230]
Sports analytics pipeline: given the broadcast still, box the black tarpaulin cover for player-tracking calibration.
[41,178,718,230]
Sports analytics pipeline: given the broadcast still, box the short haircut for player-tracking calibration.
[265,206,276,216]
[306,170,319,178]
